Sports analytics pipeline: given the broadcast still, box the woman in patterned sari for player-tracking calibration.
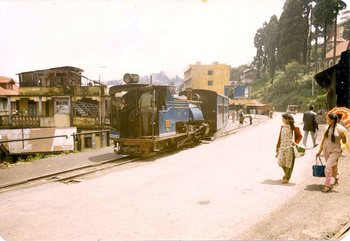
[276,113,302,184]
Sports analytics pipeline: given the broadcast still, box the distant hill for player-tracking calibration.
[104,71,183,86]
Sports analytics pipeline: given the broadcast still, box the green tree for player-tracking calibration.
[285,61,305,82]
[342,18,350,40]
[253,22,267,71]
[301,0,313,71]
[265,15,279,82]
[314,0,346,68]
[277,0,305,68]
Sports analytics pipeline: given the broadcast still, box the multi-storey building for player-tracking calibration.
[325,39,350,68]
[183,62,231,95]
[322,21,350,69]
[0,67,111,159]
[0,76,19,117]
[240,69,257,83]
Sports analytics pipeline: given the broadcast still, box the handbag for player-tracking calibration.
[292,143,305,158]
[312,156,326,177]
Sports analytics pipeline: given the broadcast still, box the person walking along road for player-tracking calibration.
[303,105,318,148]
[316,113,350,192]
[239,109,244,126]
[276,113,302,184]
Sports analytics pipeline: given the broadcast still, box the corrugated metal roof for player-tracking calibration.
[17,66,84,75]
[327,35,346,43]
[0,76,16,84]
[0,76,19,96]
[229,99,259,104]
[326,41,350,59]
[0,86,18,96]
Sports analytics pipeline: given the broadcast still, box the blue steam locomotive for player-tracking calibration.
[109,73,228,156]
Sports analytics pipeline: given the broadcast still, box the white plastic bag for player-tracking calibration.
[292,143,305,158]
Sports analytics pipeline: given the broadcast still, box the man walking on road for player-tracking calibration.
[303,105,318,148]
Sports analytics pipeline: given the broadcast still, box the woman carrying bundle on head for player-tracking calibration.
[316,113,350,192]
[276,113,302,184]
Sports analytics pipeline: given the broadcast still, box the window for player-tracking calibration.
[208,80,213,86]
[56,77,64,85]
[44,102,48,117]
[329,60,333,67]
[28,101,36,116]
[0,99,7,111]
[56,77,62,85]
[84,135,92,148]
[55,99,70,114]
[2,99,7,111]
[208,70,213,75]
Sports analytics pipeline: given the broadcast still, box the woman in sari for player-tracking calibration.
[276,113,302,184]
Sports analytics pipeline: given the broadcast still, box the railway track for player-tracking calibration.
[220,117,268,137]
[0,155,142,194]
[331,221,350,240]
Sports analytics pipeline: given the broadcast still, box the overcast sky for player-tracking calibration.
[1,0,350,82]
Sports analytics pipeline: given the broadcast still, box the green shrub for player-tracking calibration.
[250,66,328,113]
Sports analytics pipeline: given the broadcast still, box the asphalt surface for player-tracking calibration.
[0,113,349,240]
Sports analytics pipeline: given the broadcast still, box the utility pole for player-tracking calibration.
[333,8,338,68]
[99,66,106,83]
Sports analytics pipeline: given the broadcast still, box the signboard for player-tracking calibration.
[234,86,250,99]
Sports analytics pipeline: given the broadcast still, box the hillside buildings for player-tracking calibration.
[240,69,257,83]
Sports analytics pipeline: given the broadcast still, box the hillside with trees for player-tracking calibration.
[249,0,348,112]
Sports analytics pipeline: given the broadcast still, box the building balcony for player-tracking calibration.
[18,86,106,97]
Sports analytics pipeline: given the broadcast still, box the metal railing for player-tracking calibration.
[73,101,99,117]
[0,116,40,128]
[0,135,68,144]
[0,115,109,128]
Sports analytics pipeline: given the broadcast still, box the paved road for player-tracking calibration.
[0,113,349,240]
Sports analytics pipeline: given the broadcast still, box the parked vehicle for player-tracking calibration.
[287,105,298,114]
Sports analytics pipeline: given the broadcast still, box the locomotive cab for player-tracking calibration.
[110,85,167,138]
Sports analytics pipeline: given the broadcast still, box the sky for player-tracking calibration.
[1,0,350,83]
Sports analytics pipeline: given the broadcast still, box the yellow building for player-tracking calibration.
[183,62,231,95]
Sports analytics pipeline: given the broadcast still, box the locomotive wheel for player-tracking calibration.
[167,139,178,150]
